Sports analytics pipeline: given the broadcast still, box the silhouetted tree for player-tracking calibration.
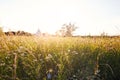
[36,28,41,36]
[101,32,107,37]
[59,23,78,37]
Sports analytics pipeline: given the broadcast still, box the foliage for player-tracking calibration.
[0,36,120,80]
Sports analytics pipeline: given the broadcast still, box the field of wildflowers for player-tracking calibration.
[0,36,120,80]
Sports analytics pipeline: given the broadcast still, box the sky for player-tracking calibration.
[0,0,120,35]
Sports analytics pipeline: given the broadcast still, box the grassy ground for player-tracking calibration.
[0,36,120,80]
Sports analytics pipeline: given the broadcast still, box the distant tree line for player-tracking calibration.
[0,27,32,36]
[4,31,32,36]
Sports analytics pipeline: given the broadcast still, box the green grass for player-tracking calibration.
[0,36,120,80]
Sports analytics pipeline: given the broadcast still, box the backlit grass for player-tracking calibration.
[0,36,120,80]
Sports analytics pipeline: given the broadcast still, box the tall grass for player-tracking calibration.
[0,36,120,80]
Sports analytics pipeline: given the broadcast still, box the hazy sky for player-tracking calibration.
[0,0,120,35]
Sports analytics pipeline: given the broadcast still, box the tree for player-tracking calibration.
[101,32,107,37]
[59,23,78,37]
[36,28,41,36]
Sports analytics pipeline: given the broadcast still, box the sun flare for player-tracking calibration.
[0,0,120,35]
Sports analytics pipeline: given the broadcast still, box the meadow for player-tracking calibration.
[0,36,120,80]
